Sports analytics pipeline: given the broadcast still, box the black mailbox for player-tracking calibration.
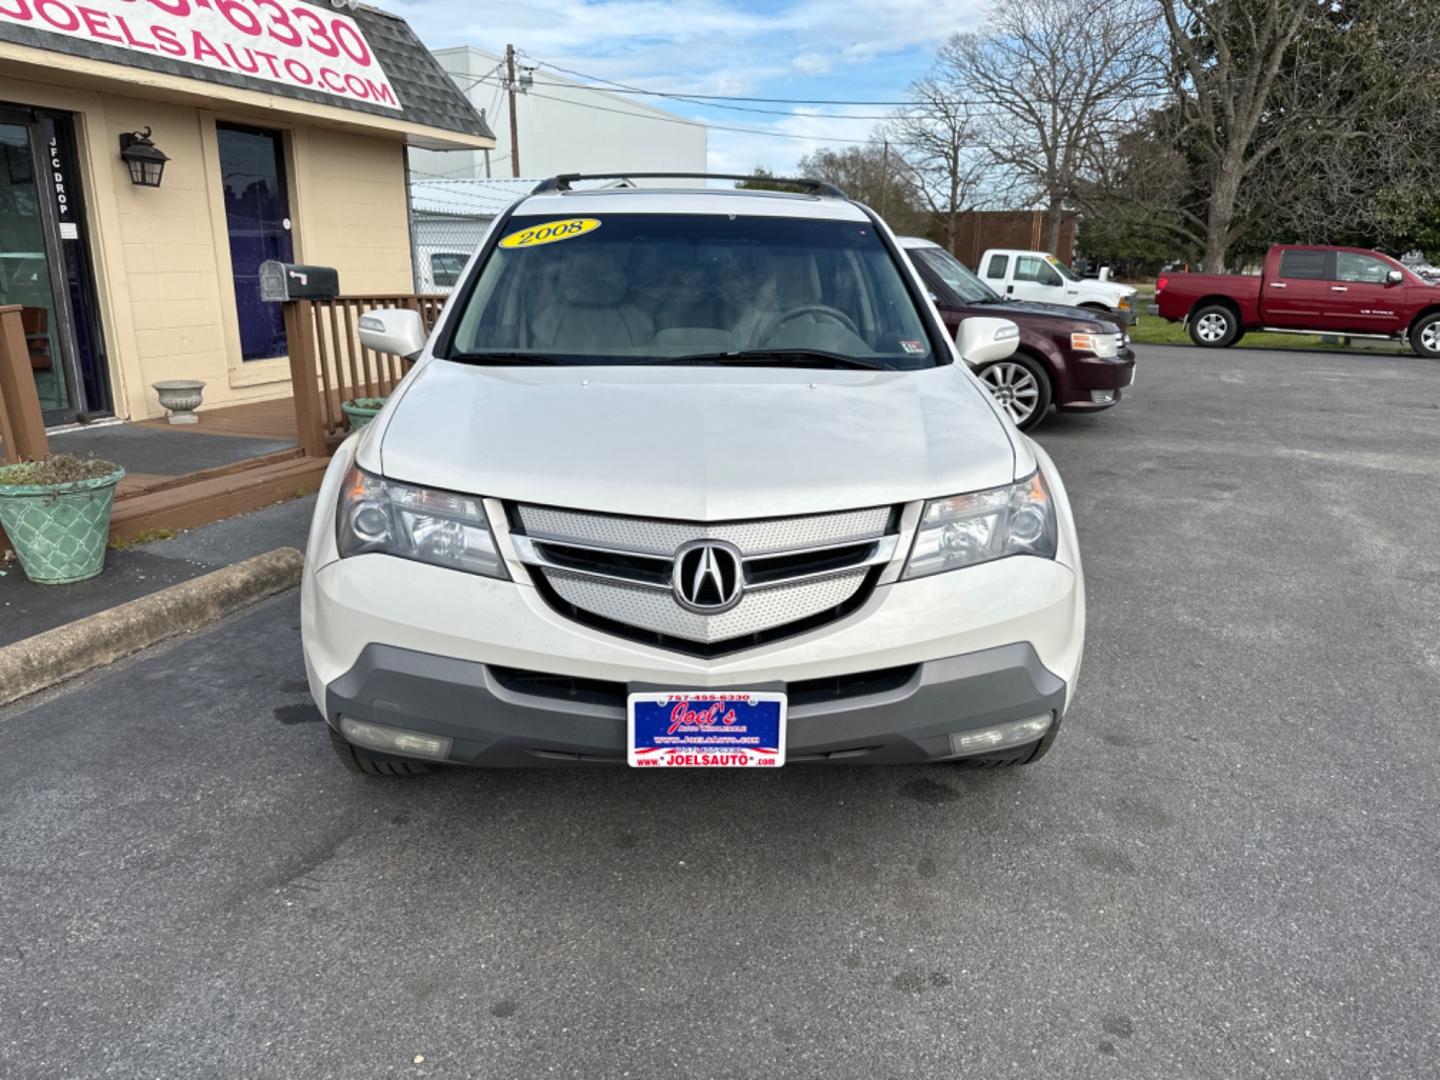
[258,260,340,302]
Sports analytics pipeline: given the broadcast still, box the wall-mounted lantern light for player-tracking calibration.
[119,127,169,188]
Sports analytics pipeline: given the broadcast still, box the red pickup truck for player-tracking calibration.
[1151,244,1440,358]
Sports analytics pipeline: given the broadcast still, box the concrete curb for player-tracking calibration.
[0,547,304,709]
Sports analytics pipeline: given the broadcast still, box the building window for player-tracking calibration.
[429,252,468,288]
[217,123,293,361]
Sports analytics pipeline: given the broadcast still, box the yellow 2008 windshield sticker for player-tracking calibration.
[498,218,601,249]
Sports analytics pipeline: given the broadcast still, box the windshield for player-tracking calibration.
[1045,255,1081,282]
[912,247,1002,304]
[445,213,937,369]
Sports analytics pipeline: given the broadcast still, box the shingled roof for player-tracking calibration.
[0,2,493,142]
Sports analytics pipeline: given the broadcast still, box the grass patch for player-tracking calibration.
[109,527,177,551]
[1130,318,1411,354]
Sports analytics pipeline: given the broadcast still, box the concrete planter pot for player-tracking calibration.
[0,467,126,585]
[153,379,206,424]
[341,397,387,431]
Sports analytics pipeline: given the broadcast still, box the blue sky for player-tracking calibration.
[389,0,991,173]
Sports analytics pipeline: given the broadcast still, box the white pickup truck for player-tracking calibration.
[979,249,1137,323]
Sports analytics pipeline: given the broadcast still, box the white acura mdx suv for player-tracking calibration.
[301,174,1085,775]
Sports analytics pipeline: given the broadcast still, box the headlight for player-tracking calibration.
[902,470,1057,579]
[1070,331,1120,358]
[1117,296,1133,310]
[337,465,508,579]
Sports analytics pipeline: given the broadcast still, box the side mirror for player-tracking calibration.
[1387,269,1404,286]
[358,308,427,359]
[957,317,1020,366]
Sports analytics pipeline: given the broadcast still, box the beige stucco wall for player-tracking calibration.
[0,68,422,422]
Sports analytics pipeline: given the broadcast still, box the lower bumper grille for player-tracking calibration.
[488,663,920,711]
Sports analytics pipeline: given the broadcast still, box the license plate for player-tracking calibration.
[627,692,786,768]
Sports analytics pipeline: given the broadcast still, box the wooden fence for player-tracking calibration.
[0,304,49,464]
[283,294,446,457]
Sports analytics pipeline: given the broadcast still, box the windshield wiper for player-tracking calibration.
[670,348,890,371]
[446,351,562,366]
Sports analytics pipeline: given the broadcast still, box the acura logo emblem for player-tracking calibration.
[673,540,745,613]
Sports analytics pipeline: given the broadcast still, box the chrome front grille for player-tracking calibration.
[509,503,898,652]
[514,504,892,555]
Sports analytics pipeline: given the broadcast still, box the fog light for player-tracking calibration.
[1090,389,1117,404]
[949,713,1053,756]
[340,716,452,760]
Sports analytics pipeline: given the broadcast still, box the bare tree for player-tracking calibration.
[887,75,990,251]
[936,0,1164,252]
[1160,0,1310,271]
[786,145,931,236]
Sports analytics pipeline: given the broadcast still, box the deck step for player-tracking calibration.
[109,454,329,543]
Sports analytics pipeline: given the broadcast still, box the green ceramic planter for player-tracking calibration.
[341,397,387,431]
[0,468,125,585]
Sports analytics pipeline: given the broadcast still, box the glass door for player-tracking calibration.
[0,108,109,426]
[217,123,293,361]
[0,121,70,422]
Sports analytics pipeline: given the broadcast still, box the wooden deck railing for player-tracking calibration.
[0,304,49,464]
[284,294,446,457]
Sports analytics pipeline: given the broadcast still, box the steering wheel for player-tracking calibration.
[756,305,861,347]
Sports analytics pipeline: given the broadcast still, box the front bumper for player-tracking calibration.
[1055,349,1136,411]
[303,548,1084,768]
[322,641,1066,767]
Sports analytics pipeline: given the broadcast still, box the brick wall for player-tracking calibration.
[951,211,1077,269]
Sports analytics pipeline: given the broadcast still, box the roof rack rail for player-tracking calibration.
[530,172,849,198]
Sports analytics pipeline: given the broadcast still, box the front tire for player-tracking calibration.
[977,353,1052,431]
[1409,312,1440,359]
[328,726,431,776]
[1188,304,1239,348]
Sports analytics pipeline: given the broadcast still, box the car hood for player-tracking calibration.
[969,298,1123,328]
[373,359,1020,520]
[1085,281,1137,304]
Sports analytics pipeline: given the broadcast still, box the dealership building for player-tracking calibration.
[0,0,492,427]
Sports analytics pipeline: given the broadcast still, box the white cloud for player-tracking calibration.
[705,109,887,175]
[791,52,831,76]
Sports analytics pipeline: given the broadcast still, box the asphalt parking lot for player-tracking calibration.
[3,343,1439,1079]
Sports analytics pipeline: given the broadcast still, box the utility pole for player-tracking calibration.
[479,108,492,178]
[505,43,521,177]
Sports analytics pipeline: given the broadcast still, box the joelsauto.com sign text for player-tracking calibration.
[0,0,400,110]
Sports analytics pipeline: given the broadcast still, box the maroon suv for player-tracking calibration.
[901,238,1136,430]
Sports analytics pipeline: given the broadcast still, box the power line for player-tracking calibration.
[518,88,892,145]
[445,67,1169,130]
[446,73,904,120]
[526,56,1171,108]
[435,52,1168,155]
